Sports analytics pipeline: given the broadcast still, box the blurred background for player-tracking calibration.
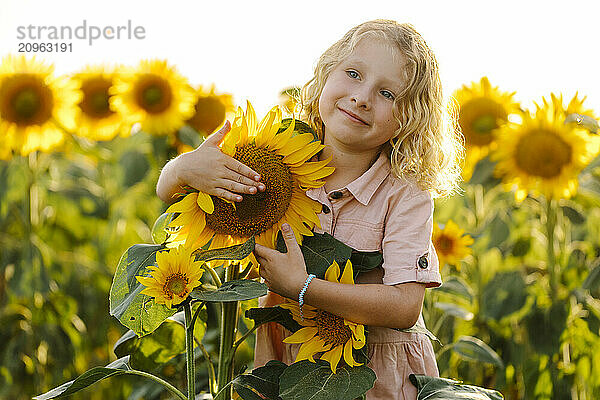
[1,1,600,399]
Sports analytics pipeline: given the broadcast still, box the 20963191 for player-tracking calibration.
[18,42,73,53]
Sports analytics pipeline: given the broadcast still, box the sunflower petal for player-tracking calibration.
[321,344,343,374]
[324,261,340,282]
[339,260,355,284]
[196,192,214,214]
[283,327,319,344]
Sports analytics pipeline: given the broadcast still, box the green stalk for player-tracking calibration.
[545,198,558,298]
[184,302,195,400]
[216,265,239,400]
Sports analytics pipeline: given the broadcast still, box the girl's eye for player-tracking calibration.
[346,70,359,79]
[380,90,395,100]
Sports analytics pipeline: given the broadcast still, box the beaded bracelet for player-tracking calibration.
[299,274,316,321]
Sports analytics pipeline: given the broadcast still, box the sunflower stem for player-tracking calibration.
[216,265,238,400]
[545,197,558,298]
[194,336,217,397]
[184,302,196,400]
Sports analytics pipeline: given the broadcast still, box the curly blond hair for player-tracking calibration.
[301,19,464,198]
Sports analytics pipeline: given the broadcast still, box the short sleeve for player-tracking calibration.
[381,187,441,288]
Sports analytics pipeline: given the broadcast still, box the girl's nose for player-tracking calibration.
[351,89,371,110]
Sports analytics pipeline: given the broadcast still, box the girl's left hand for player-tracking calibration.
[254,223,308,299]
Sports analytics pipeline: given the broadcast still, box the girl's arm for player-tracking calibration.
[156,121,265,204]
[254,224,425,330]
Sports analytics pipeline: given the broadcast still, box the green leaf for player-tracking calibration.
[487,214,510,249]
[434,302,474,321]
[245,306,303,333]
[565,113,599,134]
[109,243,176,336]
[151,213,175,244]
[233,360,287,400]
[396,325,440,344]
[113,316,187,371]
[177,125,205,148]
[194,236,255,262]
[350,250,383,273]
[278,360,376,400]
[119,150,150,187]
[33,356,131,399]
[434,276,474,302]
[190,279,267,302]
[582,262,600,290]
[480,271,527,321]
[409,374,504,400]
[561,204,586,225]
[449,336,504,368]
[468,156,501,187]
[278,232,353,279]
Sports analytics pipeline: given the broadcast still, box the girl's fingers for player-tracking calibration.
[203,120,231,146]
[214,188,243,203]
[224,157,262,183]
[221,180,259,195]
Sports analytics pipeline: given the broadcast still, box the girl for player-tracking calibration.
[157,19,462,400]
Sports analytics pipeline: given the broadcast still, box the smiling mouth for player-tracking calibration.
[338,108,369,125]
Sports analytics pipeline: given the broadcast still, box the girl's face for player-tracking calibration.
[318,36,406,153]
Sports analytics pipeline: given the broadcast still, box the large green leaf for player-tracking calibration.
[151,212,175,244]
[233,360,287,400]
[449,336,504,368]
[487,214,510,249]
[434,276,474,302]
[409,374,504,400]
[349,250,383,273]
[194,236,256,262]
[119,150,150,188]
[434,302,474,321]
[190,279,267,302]
[278,360,376,400]
[480,271,527,321]
[109,243,175,337]
[33,356,132,399]
[245,306,303,333]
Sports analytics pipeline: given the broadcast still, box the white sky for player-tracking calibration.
[0,0,598,117]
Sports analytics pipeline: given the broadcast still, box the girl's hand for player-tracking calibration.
[254,224,308,299]
[175,121,265,202]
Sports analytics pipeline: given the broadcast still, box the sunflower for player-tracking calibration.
[71,65,129,141]
[453,77,520,180]
[279,260,366,374]
[136,245,204,308]
[492,93,600,202]
[0,55,80,159]
[110,59,196,136]
[165,101,333,251]
[432,220,474,270]
[186,84,235,137]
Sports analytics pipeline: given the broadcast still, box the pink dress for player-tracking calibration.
[254,152,441,400]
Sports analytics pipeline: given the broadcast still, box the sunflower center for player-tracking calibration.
[315,310,352,347]
[437,235,454,254]
[205,144,294,237]
[79,77,114,118]
[0,75,54,126]
[515,129,572,179]
[187,96,226,134]
[459,97,507,146]
[136,75,173,114]
[163,273,189,297]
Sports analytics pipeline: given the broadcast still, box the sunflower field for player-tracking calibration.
[1,54,600,400]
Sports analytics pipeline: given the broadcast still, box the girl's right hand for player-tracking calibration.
[173,120,265,202]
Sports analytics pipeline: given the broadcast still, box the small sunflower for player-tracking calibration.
[432,220,474,269]
[492,93,600,202]
[0,55,80,158]
[110,59,196,136]
[71,65,128,141]
[136,245,204,308]
[165,101,334,250]
[186,84,235,137]
[453,77,520,180]
[279,260,366,374]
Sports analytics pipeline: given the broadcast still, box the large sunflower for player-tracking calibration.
[165,101,333,250]
[492,93,600,202]
[0,55,80,159]
[71,65,128,141]
[110,59,196,136]
[136,245,204,308]
[453,77,520,180]
[432,220,473,270]
[186,84,235,137]
[279,260,366,374]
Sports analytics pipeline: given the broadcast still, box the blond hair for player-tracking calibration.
[301,19,464,198]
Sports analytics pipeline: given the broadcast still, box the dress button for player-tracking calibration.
[418,254,429,269]
[322,204,330,214]
[330,191,343,199]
